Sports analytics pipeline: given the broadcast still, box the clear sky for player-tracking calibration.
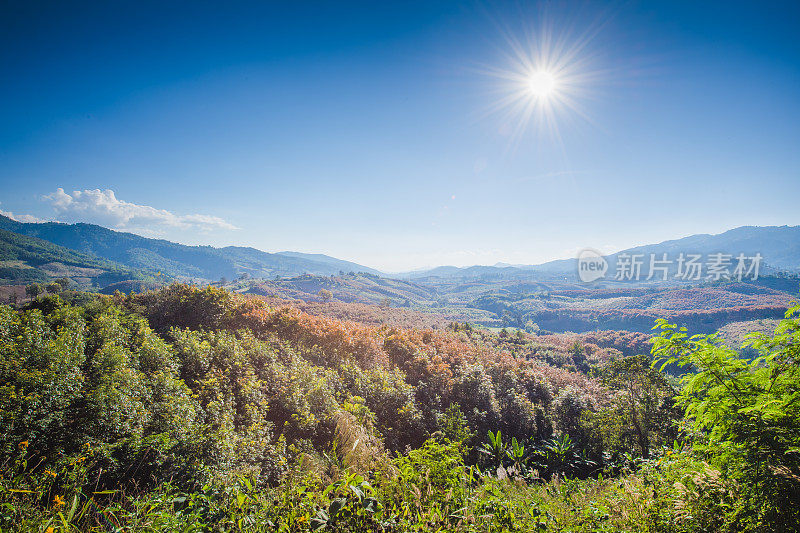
[1,1,798,272]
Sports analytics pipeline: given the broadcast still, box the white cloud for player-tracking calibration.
[0,208,45,223]
[42,188,238,233]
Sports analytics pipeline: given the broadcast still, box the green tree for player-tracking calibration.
[570,341,590,374]
[598,354,678,458]
[45,281,62,294]
[0,304,86,455]
[652,304,800,529]
[524,320,540,334]
[24,283,43,299]
[439,403,472,445]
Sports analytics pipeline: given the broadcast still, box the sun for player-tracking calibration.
[527,70,557,98]
[475,14,607,146]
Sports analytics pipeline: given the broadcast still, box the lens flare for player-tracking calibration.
[475,12,609,148]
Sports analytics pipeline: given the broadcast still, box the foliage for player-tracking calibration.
[0,285,797,531]
[652,303,800,530]
[592,354,679,458]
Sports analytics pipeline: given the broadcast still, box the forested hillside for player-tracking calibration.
[0,228,145,288]
[0,216,376,281]
[1,284,798,531]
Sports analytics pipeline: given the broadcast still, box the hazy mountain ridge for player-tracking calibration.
[407,225,800,280]
[276,251,382,275]
[4,215,797,283]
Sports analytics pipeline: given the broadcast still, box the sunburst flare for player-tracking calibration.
[477,13,608,147]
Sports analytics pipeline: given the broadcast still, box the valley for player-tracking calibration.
[2,215,797,336]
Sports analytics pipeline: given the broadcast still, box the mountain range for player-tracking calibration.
[0,215,378,283]
[405,225,800,281]
[0,214,798,289]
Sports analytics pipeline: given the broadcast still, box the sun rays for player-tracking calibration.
[476,11,609,149]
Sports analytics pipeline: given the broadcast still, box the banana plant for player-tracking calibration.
[528,434,583,478]
[478,430,507,470]
[505,437,528,473]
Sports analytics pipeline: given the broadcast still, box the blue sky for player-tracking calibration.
[1,1,798,271]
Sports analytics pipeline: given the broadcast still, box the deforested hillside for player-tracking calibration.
[234,271,798,334]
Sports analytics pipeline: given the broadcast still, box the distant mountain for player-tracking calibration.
[535,225,800,276]
[408,225,800,281]
[405,264,546,281]
[405,265,471,279]
[0,215,379,281]
[0,228,143,287]
[4,215,797,288]
[611,225,800,270]
[276,251,381,275]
